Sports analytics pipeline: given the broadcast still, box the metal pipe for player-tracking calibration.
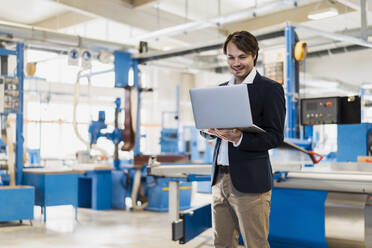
[136,24,372,64]
[361,0,368,41]
[288,171,372,181]
[335,0,361,10]
[133,59,141,156]
[15,43,24,185]
[176,85,180,130]
[134,30,285,63]
[0,21,133,52]
[275,178,372,193]
[294,24,372,48]
[307,44,368,58]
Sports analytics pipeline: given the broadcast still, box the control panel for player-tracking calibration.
[0,77,19,113]
[301,96,360,125]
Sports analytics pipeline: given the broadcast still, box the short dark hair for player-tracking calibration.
[223,31,259,66]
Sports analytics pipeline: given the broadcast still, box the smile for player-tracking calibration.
[232,67,244,72]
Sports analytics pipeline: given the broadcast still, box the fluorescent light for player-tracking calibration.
[308,8,339,20]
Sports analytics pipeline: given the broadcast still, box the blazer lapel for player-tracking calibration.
[252,71,262,85]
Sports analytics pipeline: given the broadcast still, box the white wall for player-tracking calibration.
[305,49,372,86]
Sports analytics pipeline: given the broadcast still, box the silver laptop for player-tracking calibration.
[189,84,265,133]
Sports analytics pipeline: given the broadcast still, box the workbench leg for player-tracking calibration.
[74,207,78,221]
[43,207,46,222]
[169,181,180,223]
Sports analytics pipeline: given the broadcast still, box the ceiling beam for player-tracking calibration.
[120,0,156,8]
[31,11,94,30]
[336,0,372,11]
[223,1,354,34]
[0,21,133,52]
[132,0,157,8]
[50,0,186,31]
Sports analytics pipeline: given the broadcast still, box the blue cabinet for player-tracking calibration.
[78,170,112,210]
[0,186,34,222]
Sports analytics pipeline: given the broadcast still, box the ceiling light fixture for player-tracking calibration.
[307,8,339,20]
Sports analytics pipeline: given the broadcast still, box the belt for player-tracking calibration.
[217,165,229,174]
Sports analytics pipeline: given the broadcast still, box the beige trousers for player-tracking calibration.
[212,171,272,248]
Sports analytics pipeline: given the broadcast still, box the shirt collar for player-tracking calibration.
[228,67,256,85]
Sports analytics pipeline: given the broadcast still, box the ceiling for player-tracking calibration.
[0,0,369,48]
[0,0,370,74]
[0,0,66,24]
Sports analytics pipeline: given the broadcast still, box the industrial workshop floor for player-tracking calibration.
[0,193,214,248]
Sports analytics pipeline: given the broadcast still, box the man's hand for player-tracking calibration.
[207,128,242,144]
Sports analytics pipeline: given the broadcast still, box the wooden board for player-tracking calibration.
[23,168,84,175]
[358,156,372,163]
[0,185,34,189]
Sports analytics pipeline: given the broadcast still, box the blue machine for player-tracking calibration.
[111,169,129,209]
[146,176,192,212]
[182,125,214,193]
[156,89,195,211]
[83,98,125,211]
[85,53,192,212]
[337,123,372,162]
[160,128,180,153]
[160,86,181,154]
[88,111,108,145]
[0,43,35,222]
[264,24,334,248]
[88,98,124,166]
[182,125,214,163]
[89,99,124,147]
[269,188,328,248]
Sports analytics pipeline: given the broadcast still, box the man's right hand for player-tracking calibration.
[207,128,242,144]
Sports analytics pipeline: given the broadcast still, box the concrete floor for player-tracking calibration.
[0,195,214,248]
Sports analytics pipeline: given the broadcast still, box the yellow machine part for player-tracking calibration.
[295,41,308,61]
[26,62,37,76]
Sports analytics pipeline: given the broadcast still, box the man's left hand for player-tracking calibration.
[207,128,242,143]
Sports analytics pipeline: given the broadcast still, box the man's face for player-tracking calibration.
[226,41,256,83]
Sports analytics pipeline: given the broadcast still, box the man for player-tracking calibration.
[201,31,286,248]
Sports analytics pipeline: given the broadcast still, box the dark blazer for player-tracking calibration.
[201,72,286,193]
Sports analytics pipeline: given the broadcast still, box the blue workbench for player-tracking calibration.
[23,168,81,222]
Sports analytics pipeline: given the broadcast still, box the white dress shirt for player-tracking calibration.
[217,67,256,166]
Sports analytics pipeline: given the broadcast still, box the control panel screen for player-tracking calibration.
[301,97,338,125]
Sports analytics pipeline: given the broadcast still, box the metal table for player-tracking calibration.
[148,161,372,247]
[23,168,82,222]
